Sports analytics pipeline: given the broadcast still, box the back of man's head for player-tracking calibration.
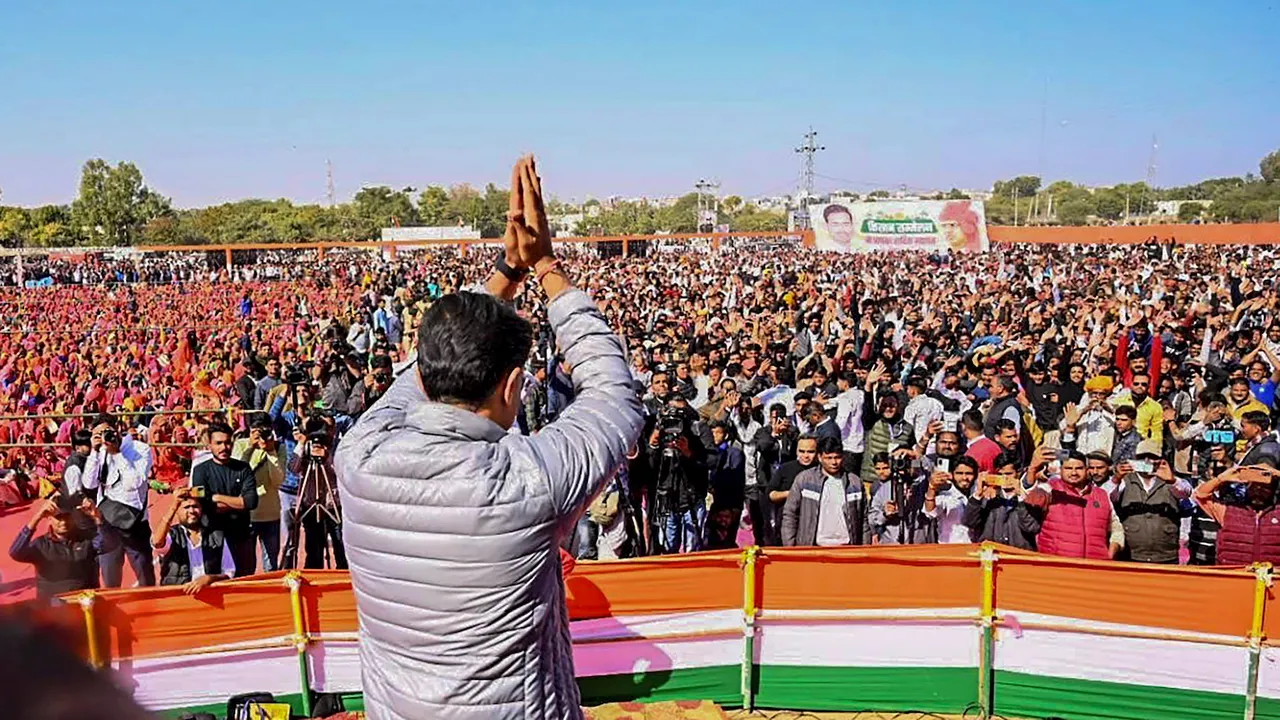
[416,292,533,408]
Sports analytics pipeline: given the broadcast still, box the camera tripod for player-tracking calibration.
[281,453,346,570]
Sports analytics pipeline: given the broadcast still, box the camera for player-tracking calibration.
[101,428,119,446]
[284,361,314,386]
[657,405,688,452]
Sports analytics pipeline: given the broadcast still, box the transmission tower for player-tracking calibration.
[794,127,824,229]
[326,159,336,208]
[695,179,720,232]
[1141,135,1158,224]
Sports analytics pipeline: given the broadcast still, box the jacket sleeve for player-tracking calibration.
[962,497,987,532]
[781,482,802,546]
[525,289,645,518]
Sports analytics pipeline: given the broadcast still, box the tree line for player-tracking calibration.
[0,149,1276,248]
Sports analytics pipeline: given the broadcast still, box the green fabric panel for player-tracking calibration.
[576,665,742,707]
[754,665,978,714]
[995,670,1246,720]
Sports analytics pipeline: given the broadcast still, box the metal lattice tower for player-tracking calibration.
[326,159,336,208]
[794,127,824,229]
[695,179,720,232]
[1142,135,1158,223]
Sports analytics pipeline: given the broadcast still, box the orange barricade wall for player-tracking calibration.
[50,544,1280,720]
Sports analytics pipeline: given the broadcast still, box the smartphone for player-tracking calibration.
[942,411,960,433]
[189,486,207,498]
[936,458,951,473]
[1131,460,1154,475]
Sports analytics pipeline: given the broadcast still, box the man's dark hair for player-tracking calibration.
[1086,451,1113,466]
[872,451,891,466]
[371,354,394,372]
[1230,376,1251,387]
[995,419,1017,434]
[249,414,275,434]
[0,609,154,720]
[816,436,843,456]
[797,433,819,446]
[962,409,984,433]
[1115,404,1137,420]
[416,292,533,407]
[71,430,93,450]
[1242,411,1271,430]
[994,449,1021,471]
[823,204,852,222]
[952,455,980,474]
[768,403,788,418]
[207,421,234,439]
[92,413,116,429]
[1062,450,1088,465]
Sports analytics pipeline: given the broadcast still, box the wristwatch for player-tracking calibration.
[496,253,530,282]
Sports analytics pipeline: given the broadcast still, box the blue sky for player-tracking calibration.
[1,1,1276,208]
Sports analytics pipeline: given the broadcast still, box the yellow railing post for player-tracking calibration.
[77,591,103,669]
[977,543,999,720]
[284,571,314,717]
[740,545,760,711]
[1245,563,1272,720]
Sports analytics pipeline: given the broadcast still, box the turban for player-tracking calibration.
[1084,376,1114,393]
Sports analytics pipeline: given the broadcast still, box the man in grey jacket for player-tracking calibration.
[781,436,871,546]
[336,156,644,720]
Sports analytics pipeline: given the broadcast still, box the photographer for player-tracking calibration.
[751,403,796,546]
[82,413,155,588]
[349,354,395,417]
[868,446,934,545]
[644,394,708,554]
[285,416,346,569]
[150,487,232,594]
[322,349,367,418]
[232,416,287,572]
[190,422,258,576]
[962,451,1040,550]
[8,492,116,600]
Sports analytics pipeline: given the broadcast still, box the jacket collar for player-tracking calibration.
[406,400,508,443]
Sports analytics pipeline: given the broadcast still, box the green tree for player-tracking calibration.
[867,190,890,199]
[730,206,786,232]
[70,159,171,245]
[945,188,968,200]
[418,185,450,226]
[1261,150,1280,184]
[0,207,32,246]
[1177,202,1206,222]
[353,186,417,231]
[992,175,1041,199]
[1056,198,1095,226]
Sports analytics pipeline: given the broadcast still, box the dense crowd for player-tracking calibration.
[6,239,1280,598]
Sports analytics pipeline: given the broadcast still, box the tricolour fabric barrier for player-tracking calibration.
[56,544,1280,719]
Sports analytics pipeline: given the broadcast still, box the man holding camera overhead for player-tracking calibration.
[82,413,155,588]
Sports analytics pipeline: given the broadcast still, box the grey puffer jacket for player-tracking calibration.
[335,288,644,720]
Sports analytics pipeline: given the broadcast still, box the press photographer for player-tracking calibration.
[644,393,708,553]
[283,415,346,570]
[82,413,155,588]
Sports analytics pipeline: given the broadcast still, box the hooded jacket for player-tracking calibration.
[335,288,644,720]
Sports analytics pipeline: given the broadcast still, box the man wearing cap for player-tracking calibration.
[1062,376,1118,457]
[1106,439,1190,564]
[8,492,117,600]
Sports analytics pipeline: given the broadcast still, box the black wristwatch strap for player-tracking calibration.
[496,253,530,282]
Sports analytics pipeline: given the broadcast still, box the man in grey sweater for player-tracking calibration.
[336,156,644,720]
[782,436,872,546]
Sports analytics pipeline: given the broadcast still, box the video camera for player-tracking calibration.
[657,404,690,454]
[284,361,314,386]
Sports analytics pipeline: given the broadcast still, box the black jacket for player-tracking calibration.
[962,495,1040,550]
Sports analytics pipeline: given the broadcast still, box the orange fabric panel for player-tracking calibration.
[300,571,358,635]
[995,557,1256,636]
[990,222,1280,245]
[97,582,296,660]
[567,551,743,620]
[758,545,982,611]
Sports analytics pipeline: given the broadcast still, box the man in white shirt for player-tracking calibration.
[903,376,944,453]
[82,414,155,587]
[833,373,866,465]
[924,455,978,544]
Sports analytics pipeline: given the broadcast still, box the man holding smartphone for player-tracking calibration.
[1107,440,1191,564]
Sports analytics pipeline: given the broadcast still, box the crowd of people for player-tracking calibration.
[5,237,1280,598]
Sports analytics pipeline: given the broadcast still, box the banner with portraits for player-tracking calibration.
[809,199,989,253]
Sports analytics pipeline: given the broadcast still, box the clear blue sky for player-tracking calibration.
[1,1,1276,208]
